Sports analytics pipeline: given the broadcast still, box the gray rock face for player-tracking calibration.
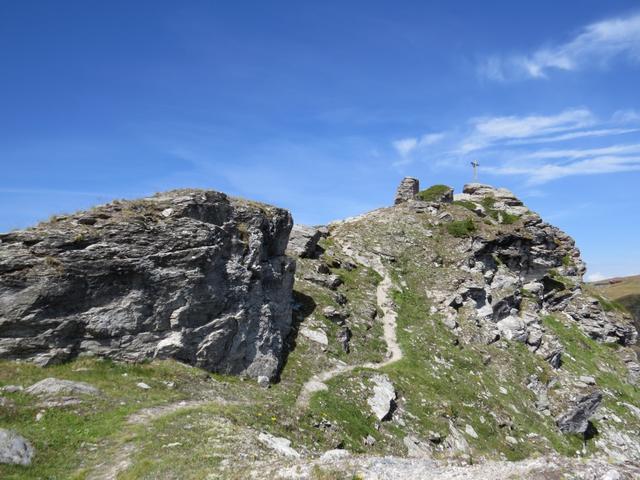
[394,177,419,204]
[556,391,603,434]
[25,378,101,397]
[0,189,295,380]
[0,429,34,466]
[286,224,324,259]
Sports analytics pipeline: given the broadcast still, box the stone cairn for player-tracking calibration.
[394,177,419,204]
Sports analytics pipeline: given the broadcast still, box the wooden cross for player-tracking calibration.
[471,160,479,181]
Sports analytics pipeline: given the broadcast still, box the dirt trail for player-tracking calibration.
[295,241,402,410]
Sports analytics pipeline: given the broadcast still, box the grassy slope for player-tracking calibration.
[0,359,215,479]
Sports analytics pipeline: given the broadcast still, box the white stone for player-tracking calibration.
[464,424,478,439]
[0,429,34,466]
[161,208,174,217]
[299,327,329,345]
[476,304,493,320]
[497,316,528,342]
[579,375,596,385]
[522,281,543,296]
[0,385,23,393]
[602,469,621,480]
[257,432,300,458]
[136,382,151,390]
[25,378,101,397]
[367,374,396,421]
[505,436,518,445]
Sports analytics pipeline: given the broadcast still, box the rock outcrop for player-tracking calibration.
[0,189,295,379]
[394,177,419,204]
[444,183,636,363]
[0,429,34,466]
[24,378,101,397]
[556,391,603,434]
[286,224,325,259]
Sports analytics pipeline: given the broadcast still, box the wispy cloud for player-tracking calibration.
[480,12,640,81]
[459,108,594,152]
[613,108,640,123]
[392,137,418,157]
[524,143,640,159]
[393,132,445,156]
[505,127,640,145]
[485,155,640,184]
[391,132,444,166]
[399,106,640,185]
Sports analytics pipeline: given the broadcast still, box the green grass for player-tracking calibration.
[446,219,476,237]
[416,184,452,202]
[452,200,477,212]
[479,196,520,225]
[0,358,213,479]
[383,283,581,460]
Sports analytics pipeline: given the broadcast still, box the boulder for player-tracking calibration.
[299,327,328,346]
[497,316,528,342]
[556,391,603,434]
[302,272,343,290]
[286,224,324,258]
[367,374,396,421]
[25,378,101,397]
[0,189,295,380]
[257,432,300,458]
[0,429,34,466]
[322,306,348,323]
[394,177,419,204]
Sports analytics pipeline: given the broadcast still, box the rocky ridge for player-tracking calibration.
[1,179,639,479]
[285,177,639,470]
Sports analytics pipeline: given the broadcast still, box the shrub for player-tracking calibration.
[447,219,476,237]
[417,184,452,202]
[480,196,520,225]
[452,200,477,212]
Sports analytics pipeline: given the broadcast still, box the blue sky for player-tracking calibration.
[1,1,639,279]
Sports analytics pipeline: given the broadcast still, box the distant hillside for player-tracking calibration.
[591,275,640,327]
